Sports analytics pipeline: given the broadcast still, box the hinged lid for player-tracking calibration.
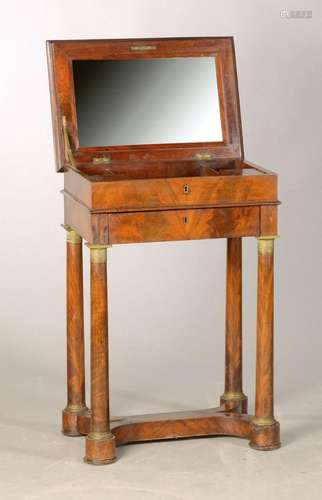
[47,37,243,172]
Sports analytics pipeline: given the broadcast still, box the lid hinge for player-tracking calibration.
[92,156,111,165]
[195,153,215,161]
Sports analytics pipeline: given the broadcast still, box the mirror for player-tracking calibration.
[73,57,222,147]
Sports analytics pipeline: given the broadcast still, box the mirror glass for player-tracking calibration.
[73,57,222,147]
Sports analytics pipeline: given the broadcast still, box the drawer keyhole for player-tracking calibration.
[183,216,189,224]
[183,184,190,194]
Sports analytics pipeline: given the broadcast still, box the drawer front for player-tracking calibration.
[93,174,277,211]
[109,206,260,244]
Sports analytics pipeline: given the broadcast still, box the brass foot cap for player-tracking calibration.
[83,456,117,465]
[62,429,83,437]
[249,442,281,451]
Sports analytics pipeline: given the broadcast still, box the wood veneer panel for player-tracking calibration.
[47,37,243,170]
[91,173,276,211]
[109,206,260,244]
[260,205,278,236]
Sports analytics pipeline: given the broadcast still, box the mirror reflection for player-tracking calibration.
[73,57,222,147]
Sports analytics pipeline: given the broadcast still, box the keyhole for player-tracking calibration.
[183,216,189,224]
[183,184,190,194]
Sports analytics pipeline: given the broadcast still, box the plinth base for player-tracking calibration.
[63,403,281,464]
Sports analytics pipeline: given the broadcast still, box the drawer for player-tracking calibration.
[108,206,260,244]
[92,174,276,211]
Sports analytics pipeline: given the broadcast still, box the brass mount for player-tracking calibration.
[62,115,76,167]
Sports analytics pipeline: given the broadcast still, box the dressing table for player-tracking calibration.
[47,37,281,465]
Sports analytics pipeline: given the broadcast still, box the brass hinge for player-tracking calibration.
[92,156,111,165]
[195,153,214,161]
[62,115,76,167]
[130,45,157,51]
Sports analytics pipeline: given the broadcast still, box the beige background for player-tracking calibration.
[0,1,321,499]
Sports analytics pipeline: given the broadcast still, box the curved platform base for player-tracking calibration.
[67,405,281,461]
[65,406,281,464]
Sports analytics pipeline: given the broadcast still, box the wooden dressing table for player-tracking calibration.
[47,37,281,465]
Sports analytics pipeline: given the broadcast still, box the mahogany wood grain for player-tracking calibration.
[48,36,282,463]
[255,239,275,420]
[64,195,278,246]
[77,406,280,452]
[92,171,276,212]
[260,205,278,236]
[112,412,251,444]
[89,251,109,433]
[85,247,117,464]
[220,238,247,412]
[249,420,281,451]
[108,206,259,244]
[47,37,243,171]
[62,230,87,436]
[64,194,110,245]
[249,238,281,450]
[225,238,243,393]
[79,159,236,179]
[78,407,253,443]
[63,164,277,212]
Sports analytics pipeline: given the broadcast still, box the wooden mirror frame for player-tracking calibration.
[47,37,243,172]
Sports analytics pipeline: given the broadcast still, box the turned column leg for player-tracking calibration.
[249,237,281,450]
[221,238,247,412]
[84,245,116,465]
[62,226,88,436]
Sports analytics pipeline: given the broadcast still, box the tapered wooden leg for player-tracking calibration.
[249,237,281,450]
[221,238,247,412]
[62,226,88,436]
[84,245,116,465]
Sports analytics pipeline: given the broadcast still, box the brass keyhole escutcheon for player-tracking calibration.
[183,216,189,224]
[183,184,190,194]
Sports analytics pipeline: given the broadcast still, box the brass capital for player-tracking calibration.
[67,231,82,244]
[62,224,82,244]
[86,243,111,264]
[257,235,279,254]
